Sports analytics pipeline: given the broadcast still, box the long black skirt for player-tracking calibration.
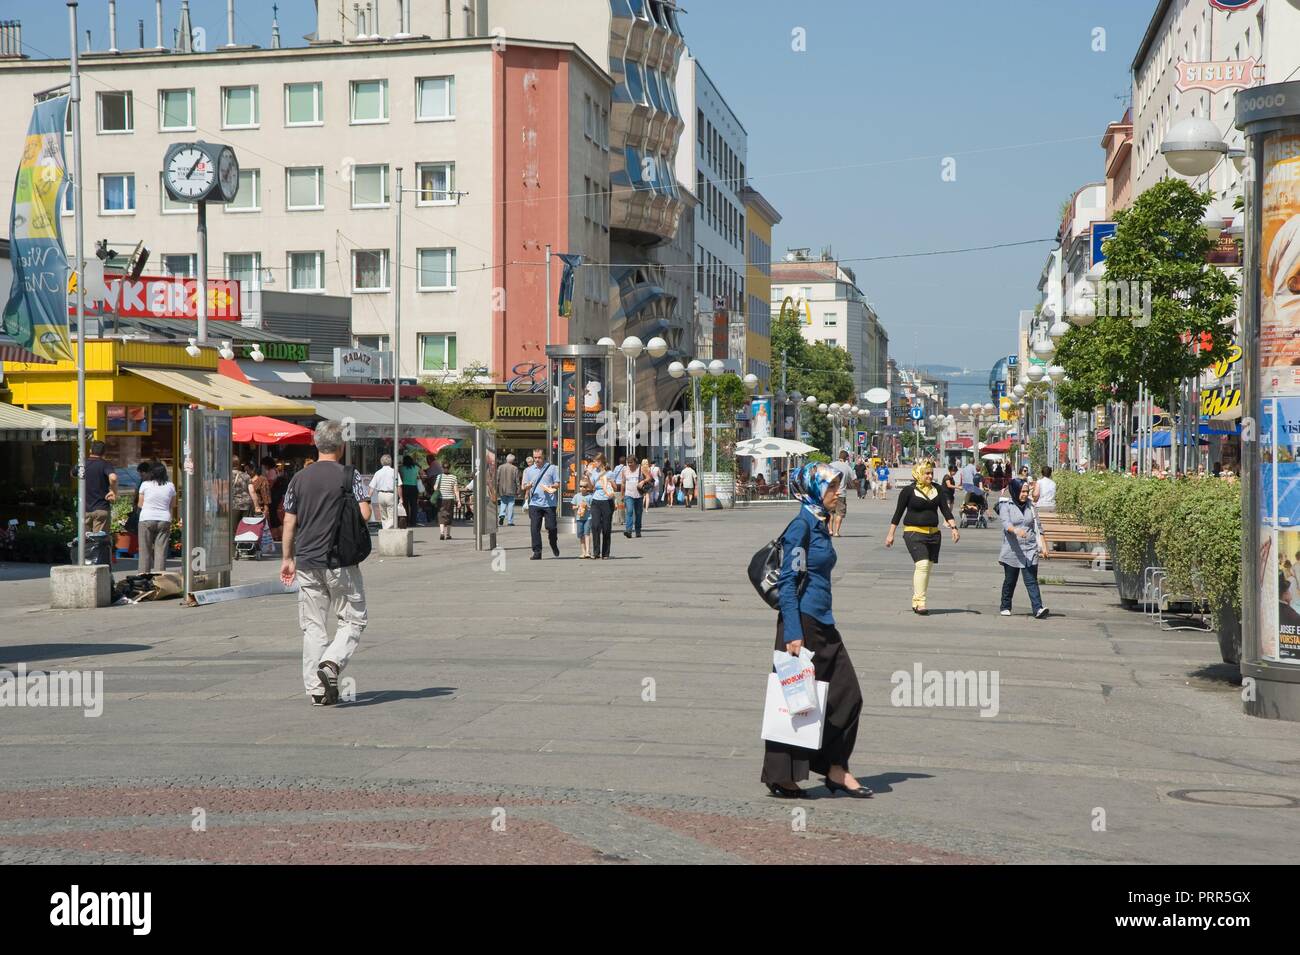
[761,613,863,783]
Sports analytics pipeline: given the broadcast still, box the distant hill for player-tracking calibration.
[916,364,993,407]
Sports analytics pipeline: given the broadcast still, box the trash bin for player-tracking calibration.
[67,531,112,566]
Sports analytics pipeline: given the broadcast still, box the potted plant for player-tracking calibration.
[111,496,136,556]
[1152,477,1242,665]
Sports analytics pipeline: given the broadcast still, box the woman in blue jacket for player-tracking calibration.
[762,462,871,799]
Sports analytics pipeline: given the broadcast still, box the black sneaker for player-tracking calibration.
[317,660,340,705]
[530,553,541,560]
[311,694,326,706]
[498,515,505,526]
[551,544,560,557]
[1034,607,1050,619]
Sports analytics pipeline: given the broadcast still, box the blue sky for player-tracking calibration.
[14,0,1158,373]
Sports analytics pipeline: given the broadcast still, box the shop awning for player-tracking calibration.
[402,436,458,455]
[122,366,314,416]
[0,403,78,441]
[309,399,475,439]
[220,358,314,398]
[233,416,315,445]
[980,438,1014,453]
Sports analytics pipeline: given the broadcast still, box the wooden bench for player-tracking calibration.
[1038,515,1108,562]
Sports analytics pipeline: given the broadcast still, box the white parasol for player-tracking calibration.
[734,436,818,458]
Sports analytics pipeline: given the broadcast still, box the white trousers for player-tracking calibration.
[297,566,368,696]
[371,490,396,529]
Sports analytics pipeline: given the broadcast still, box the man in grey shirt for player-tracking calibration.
[281,421,372,706]
[496,453,521,526]
[829,450,856,537]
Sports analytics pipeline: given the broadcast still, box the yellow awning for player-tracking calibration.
[122,367,314,416]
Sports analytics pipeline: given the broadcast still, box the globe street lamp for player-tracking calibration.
[619,336,644,458]
[1160,116,1229,178]
[705,359,725,487]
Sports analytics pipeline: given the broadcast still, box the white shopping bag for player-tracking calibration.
[760,674,829,749]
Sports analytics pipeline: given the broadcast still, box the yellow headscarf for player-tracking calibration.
[911,459,936,492]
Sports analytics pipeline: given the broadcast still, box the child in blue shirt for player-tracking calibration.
[572,479,594,559]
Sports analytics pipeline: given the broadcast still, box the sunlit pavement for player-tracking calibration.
[1,501,1297,864]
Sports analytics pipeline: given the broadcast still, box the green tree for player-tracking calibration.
[688,373,749,474]
[1054,179,1238,415]
[769,308,855,453]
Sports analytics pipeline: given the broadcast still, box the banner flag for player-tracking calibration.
[2,95,73,364]
[556,253,584,318]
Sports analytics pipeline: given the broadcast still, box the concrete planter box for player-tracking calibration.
[1215,601,1242,667]
[1110,537,1156,607]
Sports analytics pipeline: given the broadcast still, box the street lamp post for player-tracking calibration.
[687,359,707,511]
[619,335,643,460]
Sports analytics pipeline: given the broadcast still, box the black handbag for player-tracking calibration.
[747,518,808,610]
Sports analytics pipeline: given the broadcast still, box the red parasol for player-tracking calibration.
[232,416,315,445]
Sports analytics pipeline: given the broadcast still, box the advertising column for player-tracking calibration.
[1237,82,1300,721]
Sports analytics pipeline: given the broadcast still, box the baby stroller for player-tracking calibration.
[234,513,268,559]
[959,485,988,529]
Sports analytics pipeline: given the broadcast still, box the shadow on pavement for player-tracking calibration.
[338,686,456,708]
[857,771,934,795]
[925,608,982,616]
[0,643,153,665]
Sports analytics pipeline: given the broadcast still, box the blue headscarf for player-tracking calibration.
[792,461,842,519]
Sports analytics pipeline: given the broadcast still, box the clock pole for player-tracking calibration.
[196,198,207,343]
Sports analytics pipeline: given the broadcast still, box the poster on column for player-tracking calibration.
[1259,398,1300,662]
[1259,132,1300,398]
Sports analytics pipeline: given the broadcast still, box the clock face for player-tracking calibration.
[165,146,215,201]
[217,148,240,202]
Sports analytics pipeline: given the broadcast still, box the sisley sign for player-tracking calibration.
[1209,0,1259,9]
[1176,58,1263,94]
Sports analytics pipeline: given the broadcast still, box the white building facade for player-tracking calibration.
[675,52,747,370]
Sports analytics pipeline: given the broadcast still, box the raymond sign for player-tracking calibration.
[1176,59,1262,94]
[76,275,241,319]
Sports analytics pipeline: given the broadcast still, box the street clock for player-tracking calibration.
[163,141,239,203]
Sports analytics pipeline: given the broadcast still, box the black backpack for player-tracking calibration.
[329,465,372,569]
[747,518,808,610]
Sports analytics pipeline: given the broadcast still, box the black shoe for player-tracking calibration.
[317,661,340,706]
[311,694,326,707]
[635,532,641,538]
[551,544,560,557]
[824,778,873,798]
[530,553,541,560]
[1034,607,1050,619]
[912,606,928,616]
[766,782,808,799]
[498,515,505,526]
[624,531,632,538]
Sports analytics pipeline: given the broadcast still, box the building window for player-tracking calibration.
[225,252,261,285]
[99,174,135,214]
[286,167,324,210]
[97,91,133,133]
[584,94,594,139]
[351,249,390,291]
[416,162,455,204]
[159,88,194,130]
[354,335,383,351]
[61,183,74,216]
[417,248,457,290]
[288,251,324,292]
[160,174,195,214]
[285,82,323,125]
[106,404,150,435]
[415,76,455,121]
[822,313,837,327]
[222,85,260,128]
[225,169,260,212]
[162,254,196,277]
[419,334,457,372]
[351,164,389,208]
[351,79,389,123]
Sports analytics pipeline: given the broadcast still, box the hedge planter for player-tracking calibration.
[1215,602,1242,667]
[1110,537,1150,606]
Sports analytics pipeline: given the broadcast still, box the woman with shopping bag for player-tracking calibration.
[762,462,870,799]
